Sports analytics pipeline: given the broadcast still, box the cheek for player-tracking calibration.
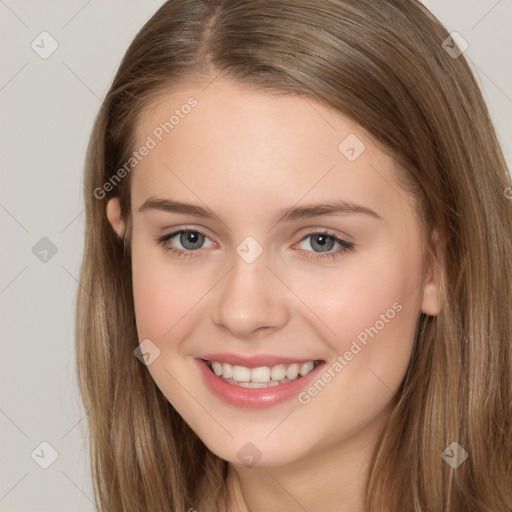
[270,245,424,454]
[133,264,173,338]
[131,243,204,419]
[289,239,424,383]
[131,236,193,342]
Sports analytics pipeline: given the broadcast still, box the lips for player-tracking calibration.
[195,354,327,409]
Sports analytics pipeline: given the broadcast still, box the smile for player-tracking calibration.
[205,359,321,388]
[196,356,327,408]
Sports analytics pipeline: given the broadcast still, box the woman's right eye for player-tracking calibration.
[155,229,215,258]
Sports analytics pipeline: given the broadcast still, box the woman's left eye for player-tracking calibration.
[155,229,355,260]
[295,232,355,260]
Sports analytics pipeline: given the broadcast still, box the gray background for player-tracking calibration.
[1,1,510,510]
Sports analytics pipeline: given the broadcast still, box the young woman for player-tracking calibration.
[76,1,512,510]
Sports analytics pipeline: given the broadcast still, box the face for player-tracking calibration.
[107,77,441,468]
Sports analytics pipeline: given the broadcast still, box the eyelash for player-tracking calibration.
[155,229,355,261]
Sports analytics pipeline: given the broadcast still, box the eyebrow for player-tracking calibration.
[138,197,382,224]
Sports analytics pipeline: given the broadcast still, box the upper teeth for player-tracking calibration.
[209,360,317,383]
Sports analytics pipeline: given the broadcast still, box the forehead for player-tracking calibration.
[130,78,416,224]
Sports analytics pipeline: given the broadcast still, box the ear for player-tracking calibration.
[106,197,126,239]
[421,229,443,316]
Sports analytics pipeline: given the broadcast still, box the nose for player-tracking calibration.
[211,249,290,339]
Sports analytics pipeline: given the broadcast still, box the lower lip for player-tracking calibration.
[195,358,326,409]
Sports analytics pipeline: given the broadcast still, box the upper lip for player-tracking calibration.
[198,353,323,368]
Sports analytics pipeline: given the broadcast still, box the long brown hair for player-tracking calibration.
[76,1,512,510]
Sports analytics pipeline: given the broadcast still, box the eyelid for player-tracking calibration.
[161,225,217,242]
[294,225,355,242]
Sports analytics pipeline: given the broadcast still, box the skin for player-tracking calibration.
[107,77,442,512]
